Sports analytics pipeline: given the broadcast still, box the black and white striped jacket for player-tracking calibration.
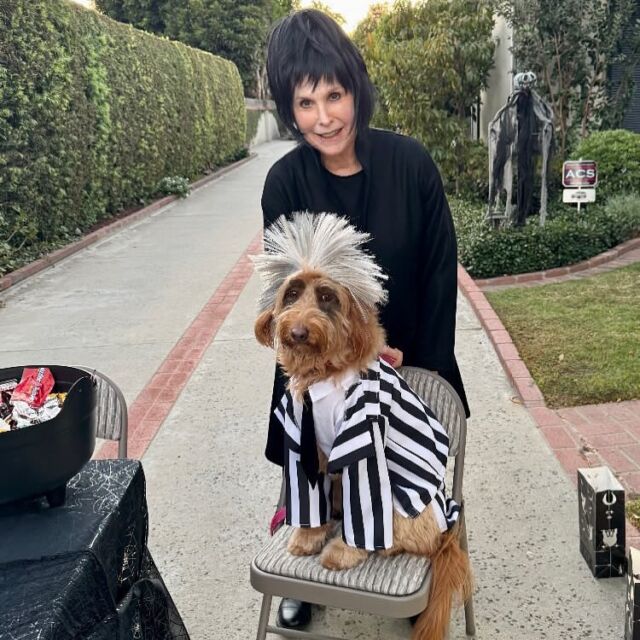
[274,358,460,551]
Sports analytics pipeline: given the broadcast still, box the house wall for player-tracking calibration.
[479,16,514,141]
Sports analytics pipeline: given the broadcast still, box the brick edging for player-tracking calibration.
[0,153,256,293]
[458,264,546,409]
[474,236,640,289]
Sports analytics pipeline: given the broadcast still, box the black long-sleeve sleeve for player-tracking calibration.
[414,152,458,372]
[261,166,292,466]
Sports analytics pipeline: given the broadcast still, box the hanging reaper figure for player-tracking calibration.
[487,72,554,227]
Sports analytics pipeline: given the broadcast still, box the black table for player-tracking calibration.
[0,460,190,640]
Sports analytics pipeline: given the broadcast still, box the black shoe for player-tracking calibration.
[276,599,312,628]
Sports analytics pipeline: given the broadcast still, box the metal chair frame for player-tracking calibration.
[81,367,128,459]
[250,367,476,639]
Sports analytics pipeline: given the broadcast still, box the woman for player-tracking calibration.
[261,8,469,629]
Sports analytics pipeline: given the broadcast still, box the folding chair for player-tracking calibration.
[81,367,129,459]
[250,367,476,639]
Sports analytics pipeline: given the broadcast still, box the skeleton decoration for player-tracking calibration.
[487,71,554,227]
[252,212,388,314]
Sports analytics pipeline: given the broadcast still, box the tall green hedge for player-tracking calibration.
[0,0,245,267]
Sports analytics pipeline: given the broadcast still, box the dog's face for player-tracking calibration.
[255,269,384,385]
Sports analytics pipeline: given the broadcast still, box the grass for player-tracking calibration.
[485,263,640,408]
[627,498,640,527]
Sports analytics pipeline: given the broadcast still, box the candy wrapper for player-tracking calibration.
[0,369,67,433]
[10,393,67,430]
[12,368,54,408]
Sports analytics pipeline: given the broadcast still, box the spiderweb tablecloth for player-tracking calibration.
[0,459,190,640]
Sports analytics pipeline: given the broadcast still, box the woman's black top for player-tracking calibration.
[261,127,469,467]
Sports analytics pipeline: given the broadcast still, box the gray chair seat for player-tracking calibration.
[254,525,431,598]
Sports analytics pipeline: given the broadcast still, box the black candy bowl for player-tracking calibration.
[0,365,96,507]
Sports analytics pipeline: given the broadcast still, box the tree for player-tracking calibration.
[95,0,297,96]
[497,0,640,158]
[354,0,495,193]
[308,1,345,26]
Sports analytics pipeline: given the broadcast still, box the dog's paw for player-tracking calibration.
[319,537,369,570]
[287,525,331,556]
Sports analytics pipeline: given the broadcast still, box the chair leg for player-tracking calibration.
[464,594,476,637]
[256,594,272,640]
[458,510,476,637]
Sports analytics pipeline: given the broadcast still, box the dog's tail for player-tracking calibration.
[411,527,473,640]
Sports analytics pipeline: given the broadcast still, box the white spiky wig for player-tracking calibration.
[252,212,388,313]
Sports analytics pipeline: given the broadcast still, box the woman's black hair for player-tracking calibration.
[266,9,376,140]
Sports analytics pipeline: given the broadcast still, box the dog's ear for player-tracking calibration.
[346,299,382,363]
[255,309,275,347]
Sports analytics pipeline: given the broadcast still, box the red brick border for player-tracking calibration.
[0,154,256,293]
[474,236,640,289]
[458,263,640,547]
[95,232,261,460]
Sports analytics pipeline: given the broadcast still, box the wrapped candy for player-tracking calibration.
[0,370,66,433]
[12,368,55,408]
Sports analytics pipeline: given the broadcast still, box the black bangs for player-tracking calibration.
[266,9,376,140]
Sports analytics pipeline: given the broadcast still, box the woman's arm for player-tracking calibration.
[414,151,458,373]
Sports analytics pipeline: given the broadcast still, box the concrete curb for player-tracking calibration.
[0,153,256,293]
[458,262,640,545]
[474,236,640,289]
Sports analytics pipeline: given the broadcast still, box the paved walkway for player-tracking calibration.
[0,140,628,638]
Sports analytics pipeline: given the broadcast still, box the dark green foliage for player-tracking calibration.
[452,194,640,278]
[0,0,245,276]
[572,130,640,202]
[497,0,640,158]
[353,0,495,196]
[95,0,296,96]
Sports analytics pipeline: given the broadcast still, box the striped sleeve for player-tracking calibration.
[341,417,394,550]
[274,392,301,453]
[380,363,456,523]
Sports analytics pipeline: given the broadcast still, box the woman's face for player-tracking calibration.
[292,78,357,166]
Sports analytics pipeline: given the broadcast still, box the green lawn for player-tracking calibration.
[486,263,640,408]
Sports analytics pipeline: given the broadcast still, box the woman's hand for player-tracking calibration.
[379,346,403,368]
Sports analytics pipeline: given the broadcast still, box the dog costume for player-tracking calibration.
[275,357,460,551]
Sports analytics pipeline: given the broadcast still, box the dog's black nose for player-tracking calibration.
[290,325,309,343]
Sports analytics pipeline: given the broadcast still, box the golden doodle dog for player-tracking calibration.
[253,212,472,640]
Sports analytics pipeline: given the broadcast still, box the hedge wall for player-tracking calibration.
[0,0,245,270]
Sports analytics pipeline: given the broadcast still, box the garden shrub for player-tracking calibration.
[572,130,640,201]
[0,0,246,275]
[458,140,490,201]
[452,194,640,278]
[157,176,191,199]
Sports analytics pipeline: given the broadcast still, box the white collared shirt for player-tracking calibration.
[291,369,359,458]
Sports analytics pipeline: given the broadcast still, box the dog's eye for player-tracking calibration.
[317,289,338,309]
[284,288,299,304]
